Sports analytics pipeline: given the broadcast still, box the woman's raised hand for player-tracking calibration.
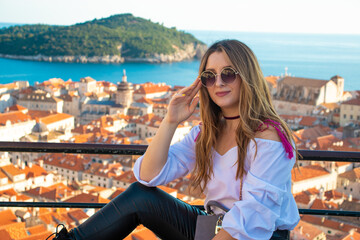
[165,77,202,125]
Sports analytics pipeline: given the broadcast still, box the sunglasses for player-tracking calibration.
[200,67,240,87]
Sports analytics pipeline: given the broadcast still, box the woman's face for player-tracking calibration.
[204,51,241,115]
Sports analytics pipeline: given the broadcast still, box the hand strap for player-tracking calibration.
[206,200,230,214]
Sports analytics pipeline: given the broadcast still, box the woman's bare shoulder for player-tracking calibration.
[254,124,281,142]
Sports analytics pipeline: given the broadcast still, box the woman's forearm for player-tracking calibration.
[139,116,178,182]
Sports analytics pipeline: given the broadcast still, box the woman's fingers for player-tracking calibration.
[174,78,201,101]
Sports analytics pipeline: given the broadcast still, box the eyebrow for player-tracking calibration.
[205,66,233,72]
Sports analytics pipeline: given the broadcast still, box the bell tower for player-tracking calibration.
[116,69,134,107]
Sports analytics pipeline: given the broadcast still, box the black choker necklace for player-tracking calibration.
[223,115,240,120]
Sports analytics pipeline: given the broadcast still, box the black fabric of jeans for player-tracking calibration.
[71,182,206,240]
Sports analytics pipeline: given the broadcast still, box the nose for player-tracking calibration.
[214,73,224,86]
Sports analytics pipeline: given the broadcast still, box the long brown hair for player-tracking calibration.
[192,39,298,193]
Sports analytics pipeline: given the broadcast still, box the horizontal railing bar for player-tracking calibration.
[0,142,359,162]
[0,202,359,217]
[0,141,147,155]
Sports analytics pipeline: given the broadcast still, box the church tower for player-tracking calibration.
[331,75,344,102]
[116,69,134,107]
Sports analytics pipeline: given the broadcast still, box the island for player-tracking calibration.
[0,13,207,63]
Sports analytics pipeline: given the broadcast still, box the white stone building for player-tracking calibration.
[273,75,344,116]
[17,90,64,113]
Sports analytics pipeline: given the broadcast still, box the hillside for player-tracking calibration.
[0,14,207,63]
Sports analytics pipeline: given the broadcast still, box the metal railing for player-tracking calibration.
[0,141,359,218]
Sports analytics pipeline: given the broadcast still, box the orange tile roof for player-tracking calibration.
[311,198,338,210]
[0,170,8,180]
[324,190,346,201]
[23,164,48,178]
[294,125,332,141]
[342,98,360,106]
[114,170,137,183]
[301,215,359,233]
[18,231,53,240]
[65,193,110,204]
[8,104,27,111]
[0,229,11,240]
[41,153,88,172]
[109,188,126,200]
[338,168,360,182]
[134,82,171,94]
[293,220,324,239]
[265,75,279,88]
[39,113,73,125]
[342,231,360,240]
[292,165,330,182]
[0,209,17,226]
[294,192,311,205]
[0,111,33,126]
[67,209,89,222]
[0,222,28,239]
[1,164,25,177]
[316,134,341,150]
[26,224,47,235]
[299,116,317,127]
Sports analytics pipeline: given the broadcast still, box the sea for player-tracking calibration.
[0,23,360,91]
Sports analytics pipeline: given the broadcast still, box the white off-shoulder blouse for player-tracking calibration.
[133,125,300,239]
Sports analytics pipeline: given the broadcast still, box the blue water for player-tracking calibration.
[0,26,359,91]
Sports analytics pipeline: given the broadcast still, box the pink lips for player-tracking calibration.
[215,91,230,97]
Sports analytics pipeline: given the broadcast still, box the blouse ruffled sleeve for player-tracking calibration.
[222,139,300,239]
[133,125,200,187]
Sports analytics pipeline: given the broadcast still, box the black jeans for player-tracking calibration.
[72,182,290,240]
[72,182,206,240]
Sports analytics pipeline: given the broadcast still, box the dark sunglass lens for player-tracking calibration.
[201,72,216,87]
[221,68,237,83]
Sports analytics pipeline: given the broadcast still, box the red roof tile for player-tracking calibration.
[292,165,330,182]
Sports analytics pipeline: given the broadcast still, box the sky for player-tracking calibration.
[0,0,359,34]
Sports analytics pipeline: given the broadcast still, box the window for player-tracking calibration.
[343,114,346,119]
[350,115,353,120]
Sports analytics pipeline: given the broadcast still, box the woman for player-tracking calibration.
[49,39,300,240]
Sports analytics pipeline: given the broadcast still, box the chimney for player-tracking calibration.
[299,226,303,235]
[28,162,32,168]
[38,160,44,168]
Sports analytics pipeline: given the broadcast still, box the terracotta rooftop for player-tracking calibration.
[1,164,25,177]
[338,168,360,182]
[292,164,330,182]
[324,190,346,201]
[299,116,317,127]
[279,76,328,88]
[0,209,17,226]
[342,98,360,106]
[65,193,110,204]
[294,125,332,141]
[301,215,359,233]
[292,220,324,240]
[8,104,27,112]
[265,75,279,88]
[41,153,88,172]
[134,82,171,94]
[0,222,27,239]
[0,111,33,126]
[294,192,311,205]
[23,164,48,178]
[310,198,338,210]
